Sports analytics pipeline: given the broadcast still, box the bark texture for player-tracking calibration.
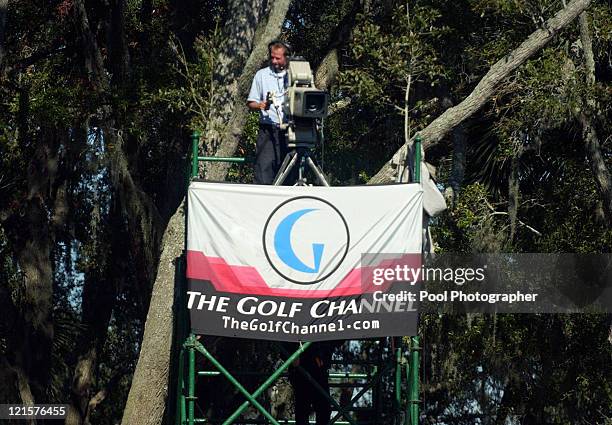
[0,0,7,69]
[314,0,361,91]
[72,0,107,91]
[581,112,611,224]
[205,0,291,181]
[369,0,593,184]
[0,124,60,408]
[65,3,173,423]
[444,124,467,205]
[109,0,131,86]
[122,3,294,421]
[121,201,185,425]
[508,153,520,241]
[577,12,612,226]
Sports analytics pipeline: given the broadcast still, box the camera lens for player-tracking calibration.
[305,93,325,113]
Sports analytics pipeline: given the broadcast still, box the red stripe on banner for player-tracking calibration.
[186,250,421,298]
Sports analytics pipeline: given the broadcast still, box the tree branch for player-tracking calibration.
[0,0,7,70]
[485,200,542,237]
[72,0,108,91]
[84,365,131,423]
[314,0,362,91]
[369,0,593,184]
[120,201,184,425]
[577,12,612,227]
[109,0,131,87]
[205,0,291,181]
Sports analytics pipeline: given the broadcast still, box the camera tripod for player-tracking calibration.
[272,142,329,186]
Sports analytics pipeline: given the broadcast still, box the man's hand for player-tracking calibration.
[247,100,268,111]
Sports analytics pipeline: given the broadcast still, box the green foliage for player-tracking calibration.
[21,67,83,127]
[433,183,510,253]
[1,0,611,423]
[421,313,612,423]
[534,158,612,253]
[147,27,222,133]
[285,0,356,63]
[339,4,448,116]
[225,111,258,182]
[0,127,25,210]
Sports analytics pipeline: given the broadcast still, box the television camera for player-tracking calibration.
[271,58,329,186]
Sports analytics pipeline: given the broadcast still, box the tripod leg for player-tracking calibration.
[296,156,308,186]
[273,152,299,186]
[306,156,329,187]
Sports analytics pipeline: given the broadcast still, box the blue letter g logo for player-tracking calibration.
[263,196,350,285]
[274,209,324,273]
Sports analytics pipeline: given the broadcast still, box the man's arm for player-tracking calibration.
[247,71,267,111]
[247,100,267,111]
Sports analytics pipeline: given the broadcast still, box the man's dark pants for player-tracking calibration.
[289,362,331,425]
[285,342,334,425]
[254,124,289,185]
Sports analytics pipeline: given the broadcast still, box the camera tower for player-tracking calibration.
[173,61,423,424]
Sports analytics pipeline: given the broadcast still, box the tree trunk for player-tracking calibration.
[66,201,127,425]
[107,127,163,311]
[315,50,340,91]
[444,123,467,206]
[68,3,191,423]
[577,12,612,226]
[205,0,291,181]
[15,366,36,425]
[508,152,520,242]
[314,0,361,91]
[0,0,7,69]
[578,12,595,86]
[120,201,185,425]
[66,349,97,425]
[581,113,611,225]
[369,0,593,184]
[109,0,130,87]
[203,0,266,169]
[122,3,293,421]
[84,367,129,424]
[66,5,171,421]
[1,125,62,405]
[72,0,107,91]
[66,6,160,418]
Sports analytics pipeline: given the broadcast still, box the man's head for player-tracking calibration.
[268,41,290,72]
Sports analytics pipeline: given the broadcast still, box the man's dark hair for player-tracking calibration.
[268,40,291,57]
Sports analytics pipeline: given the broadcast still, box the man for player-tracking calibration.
[288,342,336,425]
[247,40,291,184]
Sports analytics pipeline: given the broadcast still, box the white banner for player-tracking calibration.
[186,182,423,340]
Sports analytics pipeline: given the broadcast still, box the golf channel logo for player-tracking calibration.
[263,197,350,285]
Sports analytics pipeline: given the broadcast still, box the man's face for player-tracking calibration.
[270,47,287,72]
